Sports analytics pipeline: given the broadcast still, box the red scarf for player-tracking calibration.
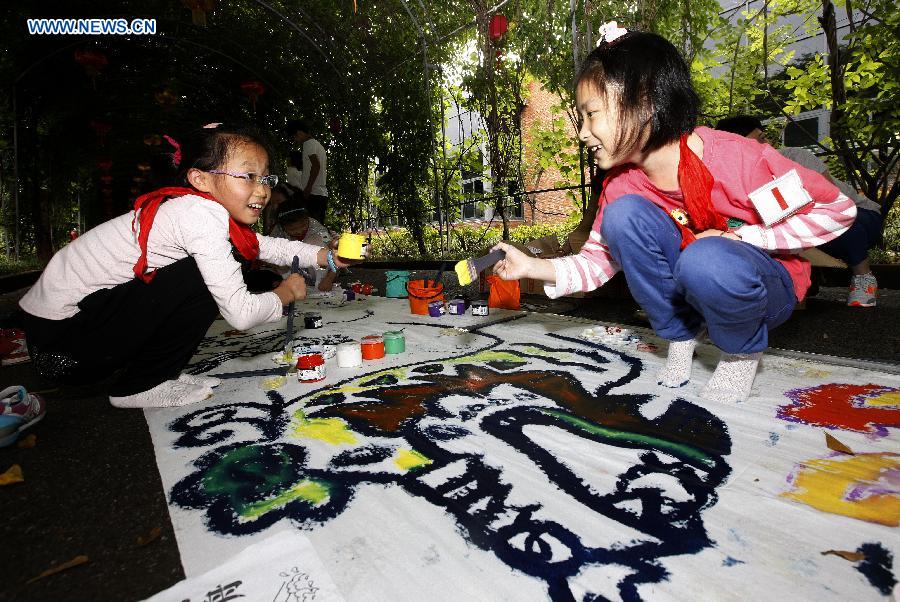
[675,133,727,249]
[131,187,260,283]
[600,133,727,250]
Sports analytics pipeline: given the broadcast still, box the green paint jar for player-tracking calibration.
[383,331,405,354]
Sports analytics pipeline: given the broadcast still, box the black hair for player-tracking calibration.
[715,115,764,137]
[175,124,275,185]
[276,198,309,226]
[576,31,699,156]
[285,119,311,138]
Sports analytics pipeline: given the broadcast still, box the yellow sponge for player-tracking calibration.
[455,258,474,286]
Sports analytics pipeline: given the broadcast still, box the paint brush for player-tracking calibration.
[283,255,300,357]
[454,249,506,286]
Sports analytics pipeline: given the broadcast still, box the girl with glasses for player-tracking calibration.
[19,124,360,408]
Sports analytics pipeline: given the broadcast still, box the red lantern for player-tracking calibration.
[74,49,108,88]
[329,117,342,134]
[489,15,508,42]
[100,175,113,185]
[182,0,215,27]
[90,120,112,146]
[97,158,113,172]
[240,80,266,112]
[101,187,113,196]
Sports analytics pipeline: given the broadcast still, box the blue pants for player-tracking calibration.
[817,207,881,268]
[601,196,796,354]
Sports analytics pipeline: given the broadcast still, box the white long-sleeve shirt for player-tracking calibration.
[20,194,321,331]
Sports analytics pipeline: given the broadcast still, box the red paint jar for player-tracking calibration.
[296,353,326,383]
[360,335,385,360]
[351,282,362,294]
[361,283,374,295]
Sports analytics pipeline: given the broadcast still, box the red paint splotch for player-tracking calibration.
[778,383,900,435]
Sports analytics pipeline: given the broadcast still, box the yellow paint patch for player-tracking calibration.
[866,390,900,407]
[241,479,330,520]
[290,411,357,445]
[394,448,433,471]
[782,452,900,527]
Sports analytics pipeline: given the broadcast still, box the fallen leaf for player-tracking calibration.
[26,555,89,584]
[17,434,37,449]
[825,432,854,455]
[137,527,162,546]
[821,549,865,562]
[0,464,24,486]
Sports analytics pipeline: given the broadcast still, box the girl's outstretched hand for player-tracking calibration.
[274,273,307,305]
[492,242,533,281]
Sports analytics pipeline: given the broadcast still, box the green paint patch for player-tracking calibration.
[394,448,433,471]
[518,346,573,361]
[240,479,331,520]
[290,410,358,445]
[542,409,715,467]
[451,350,525,365]
[202,446,296,503]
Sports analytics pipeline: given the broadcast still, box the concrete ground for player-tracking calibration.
[1,272,897,601]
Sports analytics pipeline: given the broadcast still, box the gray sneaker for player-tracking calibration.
[847,273,877,307]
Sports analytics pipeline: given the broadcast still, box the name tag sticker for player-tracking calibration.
[748,169,813,226]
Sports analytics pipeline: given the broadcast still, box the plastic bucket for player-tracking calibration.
[407,279,445,315]
[385,270,410,298]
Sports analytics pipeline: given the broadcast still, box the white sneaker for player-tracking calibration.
[109,380,213,409]
[177,373,222,388]
[848,273,877,307]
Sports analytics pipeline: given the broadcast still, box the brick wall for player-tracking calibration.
[520,81,585,226]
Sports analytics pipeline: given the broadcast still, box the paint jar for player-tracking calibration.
[383,331,405,354]
[336,342,362,368]
[472,300,489,316]
[304,312,323,329]
[428,300,446,317]
[296,353,326,383]
[360,335,385,360]
[320,344,337,359]
[406,280,445,315]
[385,271,410,298]
[361,283,374,296]
[337,233,369,260]
[343,288,356,301]
[448,299,467,315]
[351,282,362,294]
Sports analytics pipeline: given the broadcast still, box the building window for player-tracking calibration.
[784,117,819,147]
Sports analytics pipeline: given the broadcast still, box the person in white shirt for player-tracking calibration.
[18,124,358,408]
[716,115,882,307]
[269,198,338,292]
[286,120,329,224]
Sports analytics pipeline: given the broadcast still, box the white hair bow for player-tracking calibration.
[597,21,628,46]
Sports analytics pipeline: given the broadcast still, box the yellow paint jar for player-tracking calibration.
[337,233,369,260]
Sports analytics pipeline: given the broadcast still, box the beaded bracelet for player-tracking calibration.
[326,249,339,272]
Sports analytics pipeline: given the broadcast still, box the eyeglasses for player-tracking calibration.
[206,170,279,188]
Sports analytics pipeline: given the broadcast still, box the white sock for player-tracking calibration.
[178,373,222,388]
[701,352,762,403]
[657,333,702,388]
[109,380,213,409]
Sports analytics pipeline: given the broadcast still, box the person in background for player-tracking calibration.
[716,115,881,307]
[286,120,329,224]
[270,198,338,292]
